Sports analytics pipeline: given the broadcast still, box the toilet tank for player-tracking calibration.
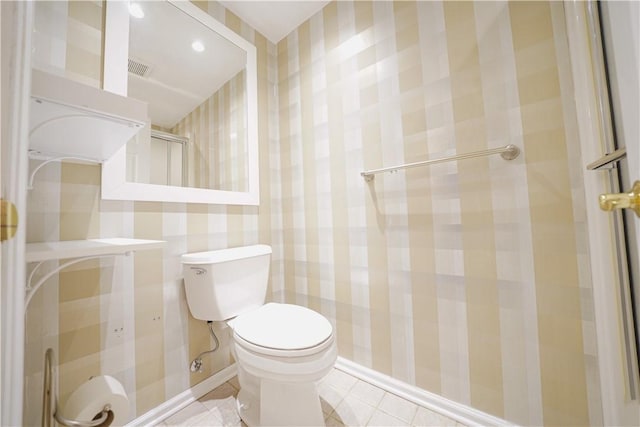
[181,245,272,321]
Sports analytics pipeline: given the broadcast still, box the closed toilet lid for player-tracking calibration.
[232,303,333,350]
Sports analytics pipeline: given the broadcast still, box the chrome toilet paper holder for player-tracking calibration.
[54,405,111,427]
[42,348,112,427]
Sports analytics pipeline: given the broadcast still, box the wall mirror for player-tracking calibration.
[102,0,258,205]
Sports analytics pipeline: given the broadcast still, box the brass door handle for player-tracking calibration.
[599,181,640,217]
[1,199,19,241]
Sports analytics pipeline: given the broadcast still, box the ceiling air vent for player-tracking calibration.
[128,58,151,77]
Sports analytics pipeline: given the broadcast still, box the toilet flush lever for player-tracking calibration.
[190,267,207,275]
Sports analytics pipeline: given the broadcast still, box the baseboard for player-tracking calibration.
[125,363,238,427]
[126,358,512,427]
[335,357,514,427]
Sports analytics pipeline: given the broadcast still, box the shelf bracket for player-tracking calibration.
[25,252,132,308]
[28,150,100,190]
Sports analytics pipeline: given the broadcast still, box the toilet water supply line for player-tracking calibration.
[190,321,220,372]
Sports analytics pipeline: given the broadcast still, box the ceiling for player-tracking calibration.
[128,1,246,128]
[219,1,331,44]
[125,1,330,128]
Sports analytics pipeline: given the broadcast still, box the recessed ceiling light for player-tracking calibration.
[128,2,144,19]
[192,40,205,53]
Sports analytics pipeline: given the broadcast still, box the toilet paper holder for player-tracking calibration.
[54,405,111,427]
[42,348,112,427]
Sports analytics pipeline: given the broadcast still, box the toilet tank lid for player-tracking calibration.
[181,245,272,265]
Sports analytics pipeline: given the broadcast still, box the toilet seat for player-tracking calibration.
[229,303,334,357]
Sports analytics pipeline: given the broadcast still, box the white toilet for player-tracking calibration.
[181,245,337,426]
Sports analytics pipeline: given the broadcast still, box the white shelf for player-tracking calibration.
[26,238,166,263]
[29,69,147,162]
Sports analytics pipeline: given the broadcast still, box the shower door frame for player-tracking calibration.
[566,1,640,425]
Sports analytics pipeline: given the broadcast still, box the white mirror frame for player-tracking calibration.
[101,0,259,205]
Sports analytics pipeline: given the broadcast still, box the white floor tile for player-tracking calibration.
[325,414,346,427]
[164,401,218,426]
[367,410,407,426]
[412,406,457,427]
[348,380,385,407]
[160,371,464,427]
[378,393,418,423]
[318,381,348,415]
[332,395,376,427]
[322,369,358,393]
[206,396,241,426]
[192,411,226,426]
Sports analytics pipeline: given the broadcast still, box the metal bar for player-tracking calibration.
[166,139,172,186]
[42,349,53,427]
[150,129,189,145]
[360,144,520,181]
[55,406,110,427]
[42,348,111,427]
[586,146,626,170]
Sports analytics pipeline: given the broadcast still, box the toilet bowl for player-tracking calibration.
[181,245,337,426]
[230,303,337,426]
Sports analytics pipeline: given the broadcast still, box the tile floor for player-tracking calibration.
[158,368,464,427]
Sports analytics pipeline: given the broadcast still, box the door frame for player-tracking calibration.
[565,1,640,425]
[1,1,32,426]
[0,2,634,426]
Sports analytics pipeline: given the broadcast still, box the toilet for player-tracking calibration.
[181,245,337,426]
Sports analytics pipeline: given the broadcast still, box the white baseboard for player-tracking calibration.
[335,357,514,427]
[126,358,513,427]
[125,363,238,427]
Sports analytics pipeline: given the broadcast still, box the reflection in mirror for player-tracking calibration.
[125,1,248,191]
[127,129,187,186]
[101,0,258,205]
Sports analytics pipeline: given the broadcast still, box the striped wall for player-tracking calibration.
[276,1,601,426]
[172,69,248,192]
[32,0,103,88]
[25,1,604,426]
[24,2,281,425]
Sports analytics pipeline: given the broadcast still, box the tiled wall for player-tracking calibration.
[276,1,601,426]
[172,70,248,192]
[24,2,281,425]
[25,1,603,426]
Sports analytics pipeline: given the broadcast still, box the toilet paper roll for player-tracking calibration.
[61,375,129,427]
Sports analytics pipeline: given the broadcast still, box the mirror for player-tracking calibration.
[127,129,188,187]
[102,0,258,205]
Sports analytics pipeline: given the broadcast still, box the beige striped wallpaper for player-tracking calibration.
[32,0,103,88]
[25,1,280,425]
[25,1,602,426]
[172,69,248,191]
[276,1,600,426]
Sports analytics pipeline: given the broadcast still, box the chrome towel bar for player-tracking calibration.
[360,144,520,181]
